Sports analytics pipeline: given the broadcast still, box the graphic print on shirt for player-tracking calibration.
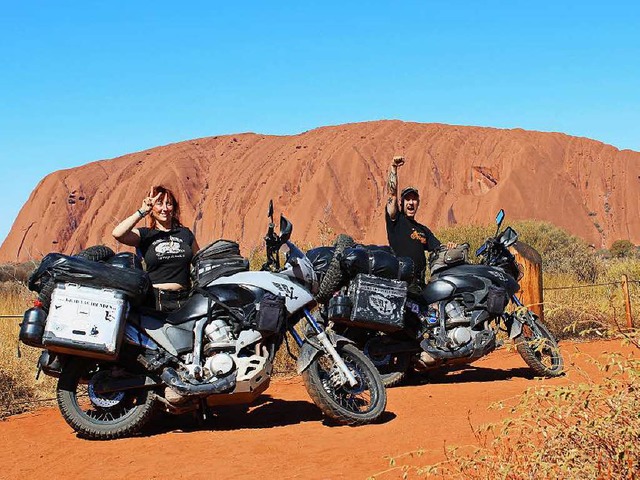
[153,236,186,260]
[410,229,427,245]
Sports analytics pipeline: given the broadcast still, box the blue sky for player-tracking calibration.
[1,1,639,247]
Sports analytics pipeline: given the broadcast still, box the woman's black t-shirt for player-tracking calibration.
[385,210,441,284]
[138,226,195,286]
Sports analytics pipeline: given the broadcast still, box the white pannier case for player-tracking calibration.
[42,283,128,360]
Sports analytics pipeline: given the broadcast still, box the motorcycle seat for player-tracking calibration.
[164,293,210,325]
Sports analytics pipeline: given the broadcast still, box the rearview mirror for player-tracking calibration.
[279,215,293,244]
[495,209,505,228]
[499,226,518,248]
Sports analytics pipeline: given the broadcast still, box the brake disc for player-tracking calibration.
[87,371,126,408]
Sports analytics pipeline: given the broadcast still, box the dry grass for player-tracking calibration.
[369,329,640,479]
[0,282,56,419]
[543,262,640,340]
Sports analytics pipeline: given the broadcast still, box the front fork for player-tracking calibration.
[504,294,533,339]
[292,308,358,387]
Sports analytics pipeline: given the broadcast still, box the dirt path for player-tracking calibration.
[0,340,632,480]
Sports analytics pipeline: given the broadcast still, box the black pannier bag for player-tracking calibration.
[340,246,414,283]
[192,239,249,288]
[29,253,149,302]
[486,285,508,315]
[344,273,407,332]
[256,292,287,334]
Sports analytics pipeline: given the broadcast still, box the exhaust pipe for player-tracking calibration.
[161,368,236,397]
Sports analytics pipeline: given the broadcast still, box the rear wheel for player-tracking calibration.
[302,343,387,425]
[515,313,564,377]
[57,358,157,439]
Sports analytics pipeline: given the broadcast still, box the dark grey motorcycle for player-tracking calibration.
[308,210,564,387]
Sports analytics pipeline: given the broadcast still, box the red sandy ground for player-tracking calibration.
[0,340,633,480]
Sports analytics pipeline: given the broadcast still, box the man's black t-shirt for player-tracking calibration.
[385,210,441,284]
[138,226,195,286]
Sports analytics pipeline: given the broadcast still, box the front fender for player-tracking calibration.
[295,331,354,374]
[505,307,540,339]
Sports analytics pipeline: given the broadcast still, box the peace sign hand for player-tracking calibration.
[140,189,162,214]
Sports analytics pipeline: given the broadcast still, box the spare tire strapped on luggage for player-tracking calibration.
[191,239,249,288]
[340,246,414,283]
[29,253,150,301]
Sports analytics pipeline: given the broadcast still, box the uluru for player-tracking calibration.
[2,120,639,263]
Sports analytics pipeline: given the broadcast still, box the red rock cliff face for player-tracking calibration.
[2,120,639,262]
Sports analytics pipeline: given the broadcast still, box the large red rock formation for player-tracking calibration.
[2,120,639,263]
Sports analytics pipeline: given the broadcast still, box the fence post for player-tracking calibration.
[509,241,544,321]
[621,274,633,328]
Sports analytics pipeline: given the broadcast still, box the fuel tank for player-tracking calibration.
[421,264,519,304]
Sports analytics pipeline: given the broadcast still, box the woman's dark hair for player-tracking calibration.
[148,185,182,229]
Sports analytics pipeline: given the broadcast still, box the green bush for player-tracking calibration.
[437,220,601,282]
[610,239,637,259]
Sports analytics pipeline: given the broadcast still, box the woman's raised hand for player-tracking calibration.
[140,189,162,215]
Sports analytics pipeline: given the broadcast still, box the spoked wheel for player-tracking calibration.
[302,344,387,425]
[364,337,411,388]
[515,313,564,377]
[57,359,157,439]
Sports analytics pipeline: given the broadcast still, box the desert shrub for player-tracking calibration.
[436,224,495,263]
[370,329,640,480]
[437,220,601,282]
[511,220,601,282]
[610,239,636,259]
[0,261,37,284]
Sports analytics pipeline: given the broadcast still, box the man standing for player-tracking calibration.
[385,156,442,288]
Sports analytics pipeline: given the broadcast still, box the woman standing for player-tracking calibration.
[112,185,199,312]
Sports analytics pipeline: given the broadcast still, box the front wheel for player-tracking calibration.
[302,343,387,425]
[57,358,157,439]
[515,313,564,377]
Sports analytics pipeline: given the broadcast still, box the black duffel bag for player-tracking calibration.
[341,246,414,283]
[192,239,241,265]
[29,253,150,301]
[191,239,249,287]
[306,246,335,277]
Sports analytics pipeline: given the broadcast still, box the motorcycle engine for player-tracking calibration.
[440,300,476,348]
[444,300,470,327]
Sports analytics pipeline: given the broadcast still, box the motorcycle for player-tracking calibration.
[19,201,387,439]
[310,209,564,387]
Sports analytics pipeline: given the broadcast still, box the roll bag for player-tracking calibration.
[192,239,249,288]
[29,253,149,302]
[341,246,414,283]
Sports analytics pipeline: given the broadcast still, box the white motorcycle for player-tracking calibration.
[20,201,387,439]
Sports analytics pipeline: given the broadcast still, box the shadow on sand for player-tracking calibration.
[403,365,537,387]
[137,394,395,437]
